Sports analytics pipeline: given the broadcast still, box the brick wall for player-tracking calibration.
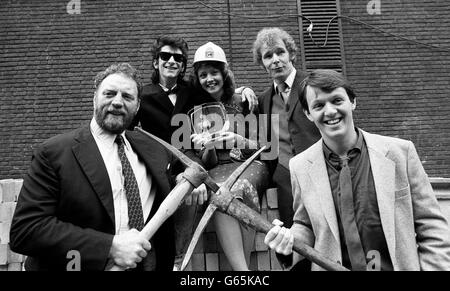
[0,179,25,271]
[0,0,302,179]
[0,178,282,271]
[2,0,449,179]
[340,0,450,177]
[3,178,450,271]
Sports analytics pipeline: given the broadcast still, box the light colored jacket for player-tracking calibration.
[289,130,450,271]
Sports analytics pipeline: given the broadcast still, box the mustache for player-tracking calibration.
[107,109,126,115]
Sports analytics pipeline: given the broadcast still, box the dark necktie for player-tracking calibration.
[166,85,178,95]
[277,82,290,104]
[338,155,367,270]
[115,135,145,231]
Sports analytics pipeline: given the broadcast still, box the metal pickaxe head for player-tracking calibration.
[178,146,268,271]
[135,127,348,271]
[135,126,263,199]
[135,127,219,192]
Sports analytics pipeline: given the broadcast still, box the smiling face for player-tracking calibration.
[304,85,357,148]
[154,45,185,87]
[260,38,295,83]
[197,63,224,100]
[93,73,140,134]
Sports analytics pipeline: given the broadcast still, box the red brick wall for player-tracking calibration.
[1,0,449,178]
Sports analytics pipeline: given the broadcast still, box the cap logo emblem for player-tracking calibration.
[205,48,214,58]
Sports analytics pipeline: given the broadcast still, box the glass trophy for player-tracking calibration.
[188,102,230,143]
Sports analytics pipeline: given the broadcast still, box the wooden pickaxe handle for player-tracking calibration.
[108,177,195,271]
[215,195,349,271]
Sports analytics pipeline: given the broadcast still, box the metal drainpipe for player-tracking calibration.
[226,0,233,70]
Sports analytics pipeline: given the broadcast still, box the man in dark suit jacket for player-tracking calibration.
[252,28,321,229]
[134,37,260,268]
[10,63,177,271]
[135,36,203,146]
[135,36,258,160]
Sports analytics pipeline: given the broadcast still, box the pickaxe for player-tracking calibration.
[107,127,260,271]
[178,173,350,271]
[134,127,348,271]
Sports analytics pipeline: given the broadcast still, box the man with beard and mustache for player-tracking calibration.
[10,63,181,271]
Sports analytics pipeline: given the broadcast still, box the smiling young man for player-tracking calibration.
[134,37,259,270]
[136,36,258,145]
[264,69,450,271]
[252,28,320,231]
[134,36,192,144]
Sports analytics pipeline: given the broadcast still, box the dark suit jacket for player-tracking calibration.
[10,126,177,271]
[136,82,213,143]
[258,71,321,174]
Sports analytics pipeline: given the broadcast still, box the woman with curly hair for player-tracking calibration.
[189,42,269,271]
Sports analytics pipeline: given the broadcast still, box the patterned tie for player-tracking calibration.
[338,156,367,270]
[277,82,290,104]
[115,135,145,231]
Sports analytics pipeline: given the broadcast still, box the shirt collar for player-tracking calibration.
[90,118,129,150]
[273,68,297,93]
[323,127,363,161]
[159,83,177,93]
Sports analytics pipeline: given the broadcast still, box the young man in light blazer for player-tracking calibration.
[264,69,450,271]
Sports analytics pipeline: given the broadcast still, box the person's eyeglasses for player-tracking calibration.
[159,52,185,63]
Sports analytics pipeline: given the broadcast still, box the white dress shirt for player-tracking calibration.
[90,118,155,234]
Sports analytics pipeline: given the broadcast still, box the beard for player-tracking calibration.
[94,106,135,134]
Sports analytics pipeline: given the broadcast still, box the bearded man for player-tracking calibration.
[10,63,178,271]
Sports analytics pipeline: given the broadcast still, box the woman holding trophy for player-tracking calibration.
[189,42,269,271]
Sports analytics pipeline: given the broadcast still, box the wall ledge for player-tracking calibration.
[430,177,450,200]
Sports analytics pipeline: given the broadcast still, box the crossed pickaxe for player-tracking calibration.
[113,127,349,271]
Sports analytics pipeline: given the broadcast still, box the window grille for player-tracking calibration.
[298,0,345,73]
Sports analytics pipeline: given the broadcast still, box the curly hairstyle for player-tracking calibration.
[252,27,298,67]
[150,36,189,84]
[94,62,142,98]
[190,61,236,103]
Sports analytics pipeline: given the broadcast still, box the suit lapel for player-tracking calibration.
[72,126,115,226]
[307,142,340,243]
[363,131,397,265]
[287,71,307,120]
[261,87,273,115]
[126,131,171,197]
[261,87,274,140]
[172,84,189,115]
[149,85,175,113]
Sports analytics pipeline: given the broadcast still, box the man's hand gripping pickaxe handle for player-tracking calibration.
[129,127,347,271]
[107,142,210,271]
[210,193,349,271]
